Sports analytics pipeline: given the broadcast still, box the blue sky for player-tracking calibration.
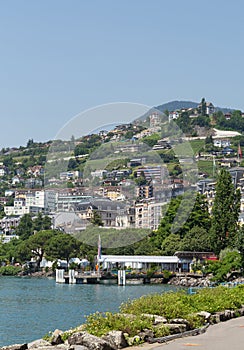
[0,0,244,148]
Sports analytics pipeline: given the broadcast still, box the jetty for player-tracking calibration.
[56,254,179,285]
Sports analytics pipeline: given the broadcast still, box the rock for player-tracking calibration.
[69,346,89,350]
[68,332,114,350]
[0,345,28,350]
[29,346,68,350]
[210,313,221,324]
[28,339,51,348]
[102,331,128,349]
[238,307,244,316]
[126,336,141,346]
[155,323,187,334]
[51,329,64,345]
[138,329,154,341]
[169,319,190,330]
[141,314,167,325]
[197,311,211,321]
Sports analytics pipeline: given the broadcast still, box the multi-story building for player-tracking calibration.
[136,184,153,199]
[136,165,166,184]
[4,198,30,216]
[134,201,167,230]
[0,216,20,234]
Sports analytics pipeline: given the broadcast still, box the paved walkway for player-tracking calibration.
[131,316,244,350]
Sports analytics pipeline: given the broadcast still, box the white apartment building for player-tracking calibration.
[4,198,30,216]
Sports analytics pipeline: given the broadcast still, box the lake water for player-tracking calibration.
[0,276,179,346]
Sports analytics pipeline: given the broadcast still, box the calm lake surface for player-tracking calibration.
[0,276,179,346]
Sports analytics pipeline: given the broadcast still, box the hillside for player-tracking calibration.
[156,100,235,114]
[156,100,198,112]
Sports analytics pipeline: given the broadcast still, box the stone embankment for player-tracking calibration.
[168,274,244,287]
[168,274,212,287]
[3,306,244,350]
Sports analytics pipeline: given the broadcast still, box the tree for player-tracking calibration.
[180,226,212,252]
[15,214,33,240]
[135,171,148,186]
[210,169,241,255]
[200,98,207,116]
[90,210,104,227]
[45,233,80,266]
[27,230,55,267]
[33,212,52,232]
[154,193,211,249]
[27,139,34,148]
[161,234,181,255]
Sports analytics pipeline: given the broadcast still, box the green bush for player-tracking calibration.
[0,265,21,275]
[121,286,244,328]
[85,312,154,337]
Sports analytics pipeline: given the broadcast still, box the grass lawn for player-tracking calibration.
[197,159,216,176]
[189,139,205,155]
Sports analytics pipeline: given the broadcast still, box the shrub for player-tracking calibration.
[0,265,21,275]
[85,312,154,337]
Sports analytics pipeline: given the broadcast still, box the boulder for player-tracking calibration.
[28,339,51,348]
[163,323,187,334]
[237,307,244,316]
[68,332,114,350]
[197,311,211,321]
[0,345,27,350]
[51,329,64,345]
[141,314,167,325]
[138,329,154,341]
[169,318,190,330]
[102,331,128,349]
[69,346,89,350]
[210,313,221,324]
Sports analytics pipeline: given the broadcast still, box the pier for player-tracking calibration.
[56,254,180,285]
[56,269,169,285]
[56,269,101,284]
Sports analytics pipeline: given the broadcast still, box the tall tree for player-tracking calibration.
[200,97,207,116]
[153,193,211,249]
[210,169,241,255]
[15,214,33,240]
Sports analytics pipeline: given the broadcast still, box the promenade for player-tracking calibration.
[132,316,244,350]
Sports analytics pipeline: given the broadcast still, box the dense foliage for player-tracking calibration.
[82,285,244,339]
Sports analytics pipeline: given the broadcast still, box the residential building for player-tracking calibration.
[60,170,81,180]
[74,198,127,228]
[149,113,161,128]
[134,200,166,230]
[136,184,153,199]
[213,139,231,148]
[136,165,166,184]
[4,198,30,216]
[0,216,20,234]
[91,169,108,179]
[206,102,215,115]
[57,193,92,211]
[0,166,7,177]
[25,178,43,188]
[169,111,180,121]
